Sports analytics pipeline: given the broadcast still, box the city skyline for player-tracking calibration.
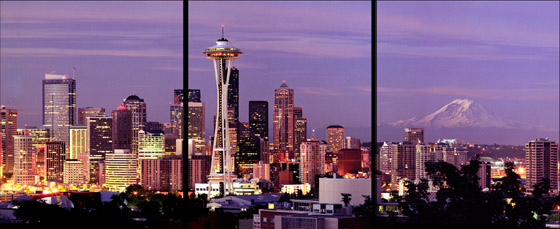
[0,1,183,126]
[377,1,559,145]
[188,1,372,142]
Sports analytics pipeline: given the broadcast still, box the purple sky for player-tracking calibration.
[0,2,182,126]
[188,2,372,142]
[377,2,559,142]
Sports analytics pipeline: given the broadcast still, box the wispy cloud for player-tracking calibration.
[298,87,343,96]
[353,86,372,93]
[1,47,182,58]
[378,86,559,101]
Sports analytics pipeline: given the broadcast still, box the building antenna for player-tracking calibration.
[221,24,224,39]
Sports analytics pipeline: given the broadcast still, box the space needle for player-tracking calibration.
[203,25,243,198]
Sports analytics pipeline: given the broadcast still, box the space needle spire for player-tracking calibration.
[203,25,243,198]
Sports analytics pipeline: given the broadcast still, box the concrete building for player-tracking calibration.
[404,128,424,144]
[415,143,444,180]
[525,138,559,193]
[14,135,36,185]
[300,132,327,189]
[138,130,165,160]
[87,116,113,184]
[326,125,344,153]
[78,107,105,125]
[1,106,18,176]
[69,125,87,160]
[293,107,307,159]
[63,159,84,185]
[319,177,371,206]
[391,142,416,184]
[253,161,270,181]
[105,149,137,191]
[344,136,361,150]
[188,154,211,191]
[46,141,66,182]
[337,149,362,176]
[281,183,310,195]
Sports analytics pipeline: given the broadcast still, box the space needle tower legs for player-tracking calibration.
[203,25,243,199]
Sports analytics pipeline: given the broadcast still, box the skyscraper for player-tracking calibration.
[235,122,260,174]
[391,142,416,184]
[299,132,326,189]
[174,89,184,104]
[138,129,165,160]
[0,106,18,175]
[344,136,361,149]
[78,107,105,125]
[525,138,559,193]
[46,141,66,182]
[273,81,294,153]
[14,134,36,185]
[228,67,239,123]
[203,26,243,197]
[170,103,183,139]
[87,116,113,184]
[122,95,147,157]
[188,89,201,102]
[43,74,76,157]
[293,107,307,159]
[105,149,137,191]
[112,107,133,151]
[249,101,268,141]
[188,101,205,154]
[326,125,345,153]
[404,128,424,144]
[415,143,444,180]
[63,159,84,185]
[18,127,50,180]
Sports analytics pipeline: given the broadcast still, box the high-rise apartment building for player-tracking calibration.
[299,132,327,189]
[273,81,294,153]
[105,149,137,190]
[141,159,160,190]
[122,95,147,157]
[478,162,491,190]
[1,106,18,175]
[112,108,132,151]
[188,154,211,191]
[188,101,205,154]
[46,141,66,182]
[415,143,444,180]
[87,116,113,184]
[249,101,268,141]
[78,107,105,125]
[43,74,76,157]
[441,139,468,169]
[14,135,36,185]
[293,107,307,159]
[253,161,270,181]
[326,125,345,153]
[174,89,184,104]
[525,138,559,193]
[404,128,424,144]
[188,89,201,103]
[391,142,416,184]
[160,155,183,192]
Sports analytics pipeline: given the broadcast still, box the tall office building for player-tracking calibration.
[105,149,137,190]
[391,142,416,184]
[188,89,201,102]
[69,125,87,160]
[299,132,327,189]
[273,81,294,153]
[188,102,205,154]
[138,130,165,160]
[404,128,424,144]
[14,134,36,185]
[87,116,113,184]
[235,122,260,174]
[249,101,268,141]
[326,125,345,153]
[112,108,132,151]
[293,107,307,159]
[228,67,239,123]
[46,141,66,182]
[122,95,147,157]
[415,143,444,180]
[174,89,184,104]
[78,107,105,125]
[525,138,559,193]
[63,159,84,185]
[170,103,183,139]
[43,74,76,157]
[1,106,18,175]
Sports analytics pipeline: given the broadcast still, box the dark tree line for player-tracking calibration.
[387,157,554,228]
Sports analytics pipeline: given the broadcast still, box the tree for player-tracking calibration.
[341,193,352,207]
[353,195,372,229]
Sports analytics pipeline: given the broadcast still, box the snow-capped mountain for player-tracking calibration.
[390,99,513,128]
